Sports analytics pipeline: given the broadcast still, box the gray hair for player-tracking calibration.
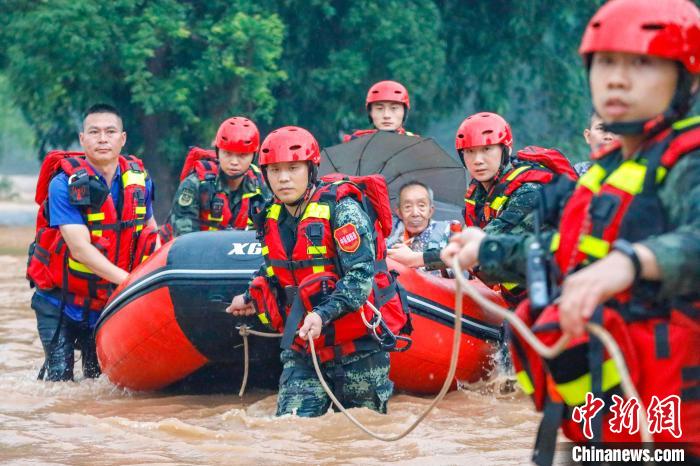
[398,180,434,206]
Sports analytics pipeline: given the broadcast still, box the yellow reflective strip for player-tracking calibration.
[257,313,270,325]
[312,266,325,274]
[68,257,94,274]
[577,163,606,193]
[506,165,529,181]
[122,170,146,187]
[465,199,476,205]
[489,195,508,211]
[672,116,700,131]
[501,282,519,291]
[207,214,223,221]
[208,227,218,231]
[302,202,331,220]
[550,233,561,252]
[250,164,261,173]
[266,266,274,277]
[267,204,282,220]
[242,188,261,199]
[307,245,327,255]
[556,359,621,406]
[92,230,103,237]
[141,255,149,262]
[605,160,646,195]
[87,212,105,221]
[516,370,534,395]
[135,206,147,215]
[261,245,269,255]
[578,234,609,258]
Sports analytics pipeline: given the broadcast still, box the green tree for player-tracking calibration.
[265,0,446,145]
[1,0,285,218]
[435,0,606,161]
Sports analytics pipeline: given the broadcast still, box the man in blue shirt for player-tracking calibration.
[29,104,156,381]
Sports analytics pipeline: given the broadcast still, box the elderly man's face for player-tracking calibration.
[397,185,434,236]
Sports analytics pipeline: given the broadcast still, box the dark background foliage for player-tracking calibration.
[0,0,628,219]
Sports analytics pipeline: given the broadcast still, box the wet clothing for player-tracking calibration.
[30,157,154,381]
[32,292,100,381]
[248,189,393,416]
[386,219,451,273]
[276,349,392,417]
[167,168,270,237]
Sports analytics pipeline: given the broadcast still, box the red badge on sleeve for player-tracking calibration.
[334,223,361,253]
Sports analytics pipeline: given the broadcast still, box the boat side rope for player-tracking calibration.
[237,325,283,397]
[450,258,652,445]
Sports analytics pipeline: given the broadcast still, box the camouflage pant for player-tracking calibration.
[276,348,393,417]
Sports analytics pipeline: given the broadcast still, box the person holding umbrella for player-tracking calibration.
[343,80,417,142]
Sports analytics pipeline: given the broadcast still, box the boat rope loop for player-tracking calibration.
[237,325,283,398]
[450,258,652,445]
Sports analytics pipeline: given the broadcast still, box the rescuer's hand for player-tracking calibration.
[441,227,485,270]
[226,293,255,316]
[299,312,323,341]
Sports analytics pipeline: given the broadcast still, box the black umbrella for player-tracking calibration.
[320,131,466,221]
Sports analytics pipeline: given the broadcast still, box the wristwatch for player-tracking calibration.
[611,239,641,283]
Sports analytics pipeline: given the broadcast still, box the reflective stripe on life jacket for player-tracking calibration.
[26,152,153,311]
[258,180,409,362]
[512,117,700,453]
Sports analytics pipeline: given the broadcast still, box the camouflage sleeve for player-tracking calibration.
[483,182,543,236]
[314,197,375,324]
[476,231,555,284]
[169,175,201,237]
[423,222,452,270]
[640,153,700,298]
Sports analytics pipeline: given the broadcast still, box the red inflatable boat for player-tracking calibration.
[95,230,504,393]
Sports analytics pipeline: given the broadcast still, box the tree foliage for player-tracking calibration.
[2,0,618,217]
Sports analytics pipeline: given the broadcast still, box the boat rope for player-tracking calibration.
[237,325,283,398]
[306,287,465,441]
[451,258,652,445]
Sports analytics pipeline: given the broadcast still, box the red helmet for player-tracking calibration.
[455,112,513,151]
[258,126,321,167]
[214,117,260,153]
[366,80,411,110]
[579,0,700,74]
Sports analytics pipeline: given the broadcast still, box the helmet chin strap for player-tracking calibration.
[602,65,696,136]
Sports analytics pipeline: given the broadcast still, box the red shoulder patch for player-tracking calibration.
[334,223,361,253]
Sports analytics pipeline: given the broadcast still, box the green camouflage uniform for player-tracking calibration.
[476,147,700,301]
[167,168,271,237]
[251,194,393,417]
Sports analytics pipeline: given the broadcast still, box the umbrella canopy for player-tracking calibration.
[320,132,466,221]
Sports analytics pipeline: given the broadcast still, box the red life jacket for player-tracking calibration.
[26,151,155,311]
[465,147,576,305]
[511,118,700,459]
[160,147,265,242]
[256,175,410,362]
[464,146,576,228]
[341,127,416,143]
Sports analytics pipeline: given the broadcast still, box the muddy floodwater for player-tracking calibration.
[0,226,569,465]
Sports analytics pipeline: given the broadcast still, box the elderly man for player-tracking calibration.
[386,181,451,271]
